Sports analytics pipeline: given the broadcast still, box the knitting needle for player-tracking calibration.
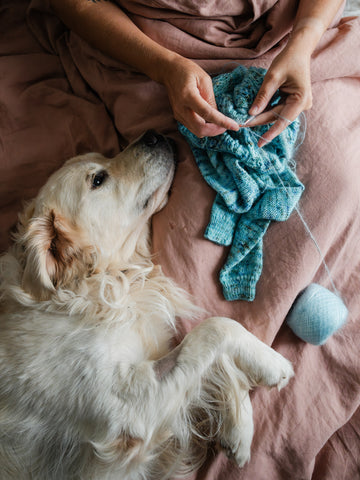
[240,92,288,127]
[241,115,256,126]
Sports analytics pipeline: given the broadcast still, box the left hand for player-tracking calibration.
[161,56,240,138]
[246,44,313,147]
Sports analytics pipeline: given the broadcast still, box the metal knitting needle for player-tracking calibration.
[241,115,256,126]
[241,93,288,127]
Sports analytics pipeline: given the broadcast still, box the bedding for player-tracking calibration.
[0,0,360,479]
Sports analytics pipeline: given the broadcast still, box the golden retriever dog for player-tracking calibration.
[0,131,294,480]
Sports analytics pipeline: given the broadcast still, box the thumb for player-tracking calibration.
[198,74,218,109]
[249,73,281,115]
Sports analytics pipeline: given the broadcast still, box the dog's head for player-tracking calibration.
[17,131,176,300]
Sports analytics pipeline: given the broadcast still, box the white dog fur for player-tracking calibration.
[0,131,294,480]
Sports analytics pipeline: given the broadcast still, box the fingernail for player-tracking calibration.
[249,106,259,115]
[258,138,268,148]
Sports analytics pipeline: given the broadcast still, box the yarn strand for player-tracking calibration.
[242,108,349,344]
[245,113,340,298]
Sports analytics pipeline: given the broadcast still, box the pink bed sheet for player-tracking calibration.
[1,0,360,478]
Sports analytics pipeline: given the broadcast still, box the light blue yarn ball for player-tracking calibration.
[286,283,348,345]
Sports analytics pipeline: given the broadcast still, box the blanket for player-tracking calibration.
[1,0,360,478]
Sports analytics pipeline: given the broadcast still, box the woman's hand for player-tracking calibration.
[247,44,313,147]
[159,56,239,138]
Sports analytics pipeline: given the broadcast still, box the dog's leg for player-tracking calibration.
[114,316,293,442]
[171,317,294,468]
[219,390,254,468]
[109,316,293,476]
[176,317,294,390]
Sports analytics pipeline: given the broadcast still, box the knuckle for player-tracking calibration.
[196,127,206,138]
[187,90,198,102]
[293,91,306,103]
[265,71,279,83]
[181,87,195,104]
[273,123,285,136]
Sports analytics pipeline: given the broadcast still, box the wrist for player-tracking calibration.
[145,49,184,85]
[288,17,326,56]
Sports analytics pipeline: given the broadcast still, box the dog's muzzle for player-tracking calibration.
[141,130,176,157]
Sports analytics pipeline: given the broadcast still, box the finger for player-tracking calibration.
[180,109,227,138]
[249,72,282,116]
[189,91,239,132]
[257,101,302,148]
[198,76,219,110]
[241,105,284,127]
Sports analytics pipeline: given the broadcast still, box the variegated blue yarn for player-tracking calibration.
[287,283,348,345]
[178,64,349,344]
[178,65,304,301]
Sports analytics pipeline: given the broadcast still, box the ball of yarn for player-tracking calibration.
[286,283,348,345]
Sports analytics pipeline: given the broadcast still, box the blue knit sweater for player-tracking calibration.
[178,65,304,301]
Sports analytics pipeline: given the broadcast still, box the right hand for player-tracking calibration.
[246,42,313,147]
[160,56,239,138]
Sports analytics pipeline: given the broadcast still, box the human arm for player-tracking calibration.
[247,0,344,147]
[49,0,239,137]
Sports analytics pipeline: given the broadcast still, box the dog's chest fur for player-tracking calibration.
[0,260,181,422]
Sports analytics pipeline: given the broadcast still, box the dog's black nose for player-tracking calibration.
[142,130,165,147]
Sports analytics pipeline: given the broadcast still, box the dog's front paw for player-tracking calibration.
[257,350,294,391]
[220,430,251,468]
[234,338,295,390]
[219,393,253,468]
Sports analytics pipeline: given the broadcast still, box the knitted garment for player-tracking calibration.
[178,65,304,301]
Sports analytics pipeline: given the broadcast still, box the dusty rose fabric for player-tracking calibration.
[1,0,360,478]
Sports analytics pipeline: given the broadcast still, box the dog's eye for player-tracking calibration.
[91,170,108,189]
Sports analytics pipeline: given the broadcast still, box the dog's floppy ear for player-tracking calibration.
[22,210,93,300]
